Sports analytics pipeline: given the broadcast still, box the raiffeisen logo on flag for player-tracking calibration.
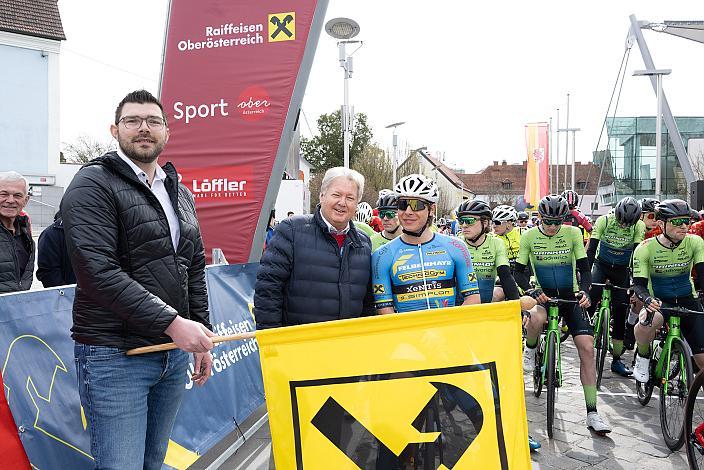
[268,12,296,42]
[179,166,253,200]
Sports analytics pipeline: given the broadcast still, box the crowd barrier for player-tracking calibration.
[0,263,264,469]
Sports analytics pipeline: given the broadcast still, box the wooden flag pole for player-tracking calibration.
[126,331,256,356]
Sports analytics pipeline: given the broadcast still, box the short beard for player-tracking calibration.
[118,136,164,164]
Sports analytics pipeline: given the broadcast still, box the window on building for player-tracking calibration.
[501,181,512,190]
[591,202,599,211]
[577,181,587,190]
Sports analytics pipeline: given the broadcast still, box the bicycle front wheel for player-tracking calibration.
[660,337,694,451]
[546,332,559,438]
[686,371,704,470]
[533,336,544,398]
[595,307,609,390]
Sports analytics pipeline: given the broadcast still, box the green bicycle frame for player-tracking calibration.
[654,315,686,395]
[594,287,611,347]
[541,302,563,386]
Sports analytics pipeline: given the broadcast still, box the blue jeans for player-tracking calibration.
[75,343,189,470]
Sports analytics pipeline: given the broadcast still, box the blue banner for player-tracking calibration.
[0,263,264,469]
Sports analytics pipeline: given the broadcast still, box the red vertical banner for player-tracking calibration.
[524,123,549,207]
[160,1,324,263]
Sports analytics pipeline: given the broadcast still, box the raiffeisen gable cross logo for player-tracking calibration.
[268,12,295,42]
[290,363,509,469]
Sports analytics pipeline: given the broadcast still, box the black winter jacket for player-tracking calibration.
[0,214,34,293]
[60,152,211,348]
[36,218,76,287]
[254,207,373,329]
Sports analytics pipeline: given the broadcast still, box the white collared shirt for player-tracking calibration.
[117,148,181,251]
[319,210,350,235]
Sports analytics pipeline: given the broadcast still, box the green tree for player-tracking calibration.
[352,144,393,205]
[301,110,373,171]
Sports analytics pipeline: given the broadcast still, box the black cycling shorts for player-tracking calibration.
[541,291,593,338]
[661,297,704,355]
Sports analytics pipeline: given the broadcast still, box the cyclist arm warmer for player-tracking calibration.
[632,277,650,302]
[497,264,520,300]
[513,262,531,292]
[695,263,704,292]
[576,257,592,294]
[586,238,599,267]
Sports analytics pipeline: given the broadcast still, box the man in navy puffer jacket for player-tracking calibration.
[254,167,374,329]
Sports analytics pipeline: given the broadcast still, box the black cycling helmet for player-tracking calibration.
[538,194,570,219]
[561,190,579,209]
[457,199,492,219]
[517,211,529,221]
[614,197,642,226]
[640,197,659,213]
[655,199,690,220]
[376,192,398,210]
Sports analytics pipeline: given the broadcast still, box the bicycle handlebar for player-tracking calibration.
[591,282,632,293]
[640,304,704,326]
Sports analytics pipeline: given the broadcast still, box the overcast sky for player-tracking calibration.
[57,1,704,173]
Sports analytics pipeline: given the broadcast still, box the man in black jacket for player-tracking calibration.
[61,90,215,470]
[36,211,75,288]
[254,166,373,329]
[0,171,34,293]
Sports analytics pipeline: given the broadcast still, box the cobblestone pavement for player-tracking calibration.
[527,340,689,469]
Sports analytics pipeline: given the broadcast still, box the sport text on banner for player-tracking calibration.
[258,301,531,469]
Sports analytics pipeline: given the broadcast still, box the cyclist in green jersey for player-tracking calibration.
[516,194,612,434]
[493,205,521,264]
[456,198,541,451]
[586,197,645,376]
[370,191,401,252]
[457,199,520,303]
[517,211,531,235]
[632,199,704,382]
[353,201,376,237]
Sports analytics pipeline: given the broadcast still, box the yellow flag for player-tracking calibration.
[257,301,530,469]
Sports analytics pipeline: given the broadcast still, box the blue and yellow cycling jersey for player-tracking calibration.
[372,234,480,312]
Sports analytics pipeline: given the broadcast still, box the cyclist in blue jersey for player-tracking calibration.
[372,174,480,314]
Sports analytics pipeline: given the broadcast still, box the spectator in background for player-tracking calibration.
[37,210,76,287]
[265,210,276,248]
[287,211,294,218]
[0,171,34,293]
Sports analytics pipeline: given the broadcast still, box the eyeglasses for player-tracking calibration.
[118,116,166,130]
[669,217,691,227]
[397,199,429,212]
[458,216,478,226]
[378,210,397,219]
[493,220,504,226]
[642,213,656,220]
[541,218,563,226]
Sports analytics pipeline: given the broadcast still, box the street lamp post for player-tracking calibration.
[325,18,361,168]
[633,69,672,201]
[385,121,406,187]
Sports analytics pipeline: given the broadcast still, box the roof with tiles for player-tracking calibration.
[0,0,65,41]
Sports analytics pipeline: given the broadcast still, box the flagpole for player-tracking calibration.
[556,108,560,194]
[549,117,553,194]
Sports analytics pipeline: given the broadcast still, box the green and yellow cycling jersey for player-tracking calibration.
[371,232,395,252]
[591,214,645,266]
[496,228,521,262]
[517,225,586,294]
[353,220,375,237]
[460,233,509,303]
[632,234,704,299]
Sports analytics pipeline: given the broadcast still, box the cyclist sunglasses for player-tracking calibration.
[669,217,691,226]
[642,212,656,220]
[458,216,478,226]
[493,220,504,226]
[397,199,429,211]
[378,210,397,219]
[541,218,563,226]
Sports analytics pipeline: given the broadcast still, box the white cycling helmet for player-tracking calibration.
[492,205,518,222]
[355,202,373,223]
[394,174,439,203]
[378,188,392,200]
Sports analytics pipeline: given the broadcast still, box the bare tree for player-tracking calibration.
[62,135,115,164]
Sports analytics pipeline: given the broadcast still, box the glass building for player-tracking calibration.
[603,117,704,200]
